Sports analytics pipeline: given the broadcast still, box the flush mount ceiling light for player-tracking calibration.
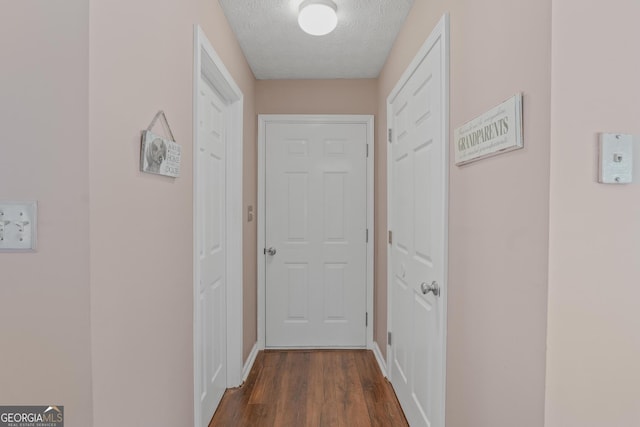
[298,0,338,36]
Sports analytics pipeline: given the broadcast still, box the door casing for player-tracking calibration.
[386,13,449,426]
[193,25,244,427]
[257,114,375,350]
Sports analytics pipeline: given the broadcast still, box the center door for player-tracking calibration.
[265,118,368,347]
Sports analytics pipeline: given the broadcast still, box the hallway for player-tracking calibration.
[4,1,640,426]
[209,350,408,427]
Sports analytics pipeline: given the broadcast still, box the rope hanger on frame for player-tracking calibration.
[146,110,176,142]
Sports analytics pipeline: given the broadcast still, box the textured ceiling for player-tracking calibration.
[218,0,414,80]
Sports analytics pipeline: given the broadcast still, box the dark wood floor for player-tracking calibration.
[209,349,408,427]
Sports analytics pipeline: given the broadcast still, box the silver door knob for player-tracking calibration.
[266,247,277,256]
[420,281,440,297]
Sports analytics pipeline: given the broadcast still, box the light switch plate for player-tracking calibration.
[599,133,633,184]
[0,201,37,251]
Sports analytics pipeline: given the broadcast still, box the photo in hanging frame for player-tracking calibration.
[140,130,181,177]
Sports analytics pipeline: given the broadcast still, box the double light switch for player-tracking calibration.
[0,201,37,251]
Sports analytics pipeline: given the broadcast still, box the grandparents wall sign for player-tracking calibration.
[454,94,523,166]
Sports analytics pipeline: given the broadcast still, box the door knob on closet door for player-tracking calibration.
[266,247,277,256]
[420,281,440,297]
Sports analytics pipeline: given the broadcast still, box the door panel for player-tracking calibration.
[286,173,308,240]
[265,122,367,347]
[389,33,446,427]
[197,79,227,425]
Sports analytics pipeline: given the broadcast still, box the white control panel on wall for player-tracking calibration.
[0,201,37,251]
[599,133,634,184]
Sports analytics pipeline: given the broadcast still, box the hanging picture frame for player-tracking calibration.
[140,111,182,178]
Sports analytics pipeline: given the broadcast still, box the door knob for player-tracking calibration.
[266,247,277,256]
[420,281,440,297]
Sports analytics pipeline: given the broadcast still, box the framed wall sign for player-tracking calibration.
[140,110,182,178]
[454,94,523,166]
[140,130,181,177]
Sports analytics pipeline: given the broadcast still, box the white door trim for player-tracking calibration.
[386,13,449,425]
[257,114,375,350]
[193,25,244,427]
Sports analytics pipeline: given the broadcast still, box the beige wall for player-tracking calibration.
[89,0,255,425]
[0,2,93,426]
[377,1,552,426]
[545,1,640,426]
[256,79,377,115]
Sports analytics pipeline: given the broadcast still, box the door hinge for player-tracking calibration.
[366,312,368,327]
[366,228,369,243]
[388,331,392,346]
[388,128,393,143]
[388,230,393,244]
[366,144,369,157]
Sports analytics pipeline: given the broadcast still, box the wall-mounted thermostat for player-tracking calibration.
[599,133,633,184]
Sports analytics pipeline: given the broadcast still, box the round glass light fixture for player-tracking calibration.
[298,0,338,36]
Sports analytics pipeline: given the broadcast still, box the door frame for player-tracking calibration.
[386,13,449,424]
[193,25,244,427]
[257,114,375,350]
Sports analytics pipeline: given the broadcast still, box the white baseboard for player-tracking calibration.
[242,342,259,382]
[372,341,387,377]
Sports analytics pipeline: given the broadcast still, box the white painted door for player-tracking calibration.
[265,121,367,347]
[196,79,227,425]
[388,22,448,427]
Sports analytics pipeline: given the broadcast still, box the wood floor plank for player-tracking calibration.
[354,351,409,426]
[209,350,408,427]
[249,351,286,404]
[304,352,325,427]
[273,351,311,426]
[322,351,348,427]
[341,352,372,427]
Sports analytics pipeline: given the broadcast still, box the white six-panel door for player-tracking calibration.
[388,16,448,427]
[265,121,368,347]
[196,79,227,425]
